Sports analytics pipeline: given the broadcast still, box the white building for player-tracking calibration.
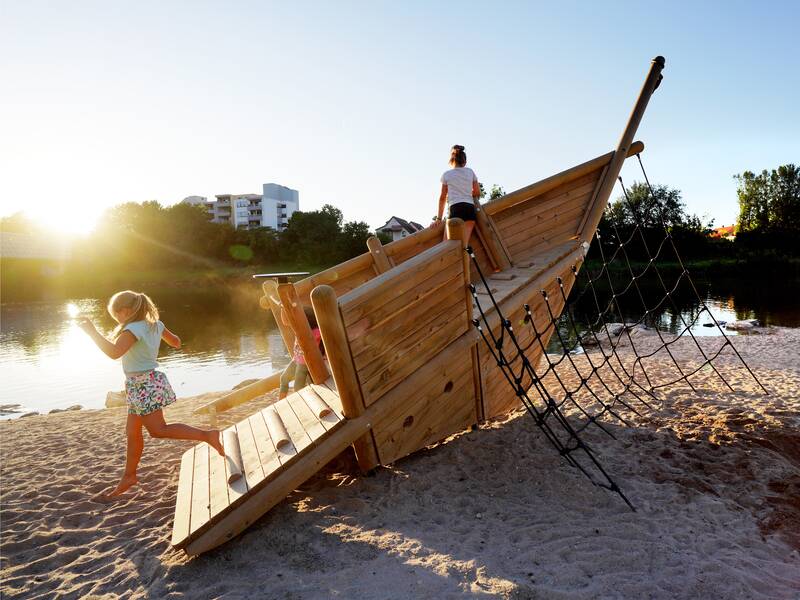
[182,184,299,231]
[262,183,299,231]
[376,216,425,242]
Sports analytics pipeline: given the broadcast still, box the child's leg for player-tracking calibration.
[279,361,297,400]
[141,409,224,456]
[464,220,475,243]
[105,414,144,497]
[294,363,309,391]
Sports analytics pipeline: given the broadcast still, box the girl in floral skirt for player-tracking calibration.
[79,290,224,498]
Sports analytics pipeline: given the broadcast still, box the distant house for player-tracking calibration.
[376,216,425,242]
[710,225,736,241]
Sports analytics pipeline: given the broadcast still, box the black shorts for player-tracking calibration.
[448,202,477,222]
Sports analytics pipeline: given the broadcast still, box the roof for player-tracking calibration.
[377,216,425,235]
[710,225,736,238]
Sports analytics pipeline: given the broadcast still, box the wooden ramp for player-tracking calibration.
[172,380,356,556]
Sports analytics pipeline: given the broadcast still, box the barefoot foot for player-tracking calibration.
[208,430,225,456]
[100,474,138,500]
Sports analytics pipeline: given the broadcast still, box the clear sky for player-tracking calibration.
[1,1,797,234]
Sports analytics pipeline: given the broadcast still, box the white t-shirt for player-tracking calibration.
[441,167,477,207]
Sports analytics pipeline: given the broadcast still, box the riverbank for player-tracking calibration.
[2,329,799,598]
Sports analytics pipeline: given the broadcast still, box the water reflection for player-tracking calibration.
[1,288,291,417]
[1,274,797,417]
[548,271,799,353]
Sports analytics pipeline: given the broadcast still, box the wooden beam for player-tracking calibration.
[194,371,282,416]
[474,205,511,270]
[260,280,295,355]
[277,283,329,385]
[310,284,381,472]
[483,140,645,217]
[366,236,393,274]
[579,57,665,242]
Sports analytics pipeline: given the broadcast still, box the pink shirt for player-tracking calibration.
[293,328,322,365]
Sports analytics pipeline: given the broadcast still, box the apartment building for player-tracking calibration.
[182,184,299,230]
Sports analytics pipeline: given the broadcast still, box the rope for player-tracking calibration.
[468,154,768,509]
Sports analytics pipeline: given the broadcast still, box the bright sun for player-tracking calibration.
[26,208,100,236]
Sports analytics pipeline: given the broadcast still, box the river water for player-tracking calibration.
[1,274,798,417]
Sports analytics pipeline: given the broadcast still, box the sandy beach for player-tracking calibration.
[2,328,799,599]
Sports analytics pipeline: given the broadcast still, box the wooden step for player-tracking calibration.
[171,382,344,550]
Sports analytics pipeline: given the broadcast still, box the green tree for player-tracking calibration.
[338,221,372,261]
[735,164,800,232]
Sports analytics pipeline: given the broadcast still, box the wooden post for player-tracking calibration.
[446,218,484,423]
[277,283,329,385]
[579,56,665,243]
[311,284,381,472]
[474,206,512,270]
[446,218,473,331]
[261,280,295,355]
[366,236,393,274]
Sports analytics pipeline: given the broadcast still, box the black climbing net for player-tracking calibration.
[469,154,767,509]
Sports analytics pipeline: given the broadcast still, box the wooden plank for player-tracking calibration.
[293,252,375,303]
[362,312,467,403]
[345,261,463,347]
[289,389,327,440]
[483,141,644,217]
[575,163,609,237]
[500,193,592,246]
[183,414,375,555]
[310,383,344,422]
[260,279,295,355]
[208,442,230,519]
[489,272,517,281]
[224,426,248,504]
[278,284,328,385]
[304,386,343,431]
[356,291,465,384]
[494,177,597,231]
[236,418,265,489]
[263,406,292,451]
[351,286,465,366]
[383,226,440,265]
[507,218,581,257]
[340,242,461,326]
[195,371,282,416]
[367,236,393,273]
[273,399,314,453]
[171,447,195,546]
[189,443,210,535]
[248,411,282,477]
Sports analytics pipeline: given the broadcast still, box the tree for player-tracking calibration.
[735,164,800,233]
[488,185,505,201]
[604,182,687,230]
[338,221,372,262]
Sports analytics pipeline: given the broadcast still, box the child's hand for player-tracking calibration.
[77,318,97,334]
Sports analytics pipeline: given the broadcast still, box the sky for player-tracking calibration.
[1,1,797,234]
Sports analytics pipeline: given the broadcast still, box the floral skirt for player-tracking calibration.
[124,370,177,416]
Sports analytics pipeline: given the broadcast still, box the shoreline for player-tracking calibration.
[2,329,799,598]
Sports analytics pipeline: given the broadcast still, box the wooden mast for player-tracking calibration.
[579,56,665,243]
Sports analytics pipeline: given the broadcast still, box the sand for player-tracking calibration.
[1,328,799,599]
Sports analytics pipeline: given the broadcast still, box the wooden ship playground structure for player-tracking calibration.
[171,57,766,556]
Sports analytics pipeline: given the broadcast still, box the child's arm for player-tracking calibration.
[77,319,136,359]
[161,326,181,349]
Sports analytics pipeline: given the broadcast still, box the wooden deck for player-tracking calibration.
[171,381,344,550]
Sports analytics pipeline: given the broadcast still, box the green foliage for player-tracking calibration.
[488,185,505,201]
[735,164,800,233]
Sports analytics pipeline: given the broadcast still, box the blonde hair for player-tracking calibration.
[107,290,159,338]
[449,144,467,167]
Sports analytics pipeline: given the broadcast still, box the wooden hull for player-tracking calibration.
[172,57,666,554]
